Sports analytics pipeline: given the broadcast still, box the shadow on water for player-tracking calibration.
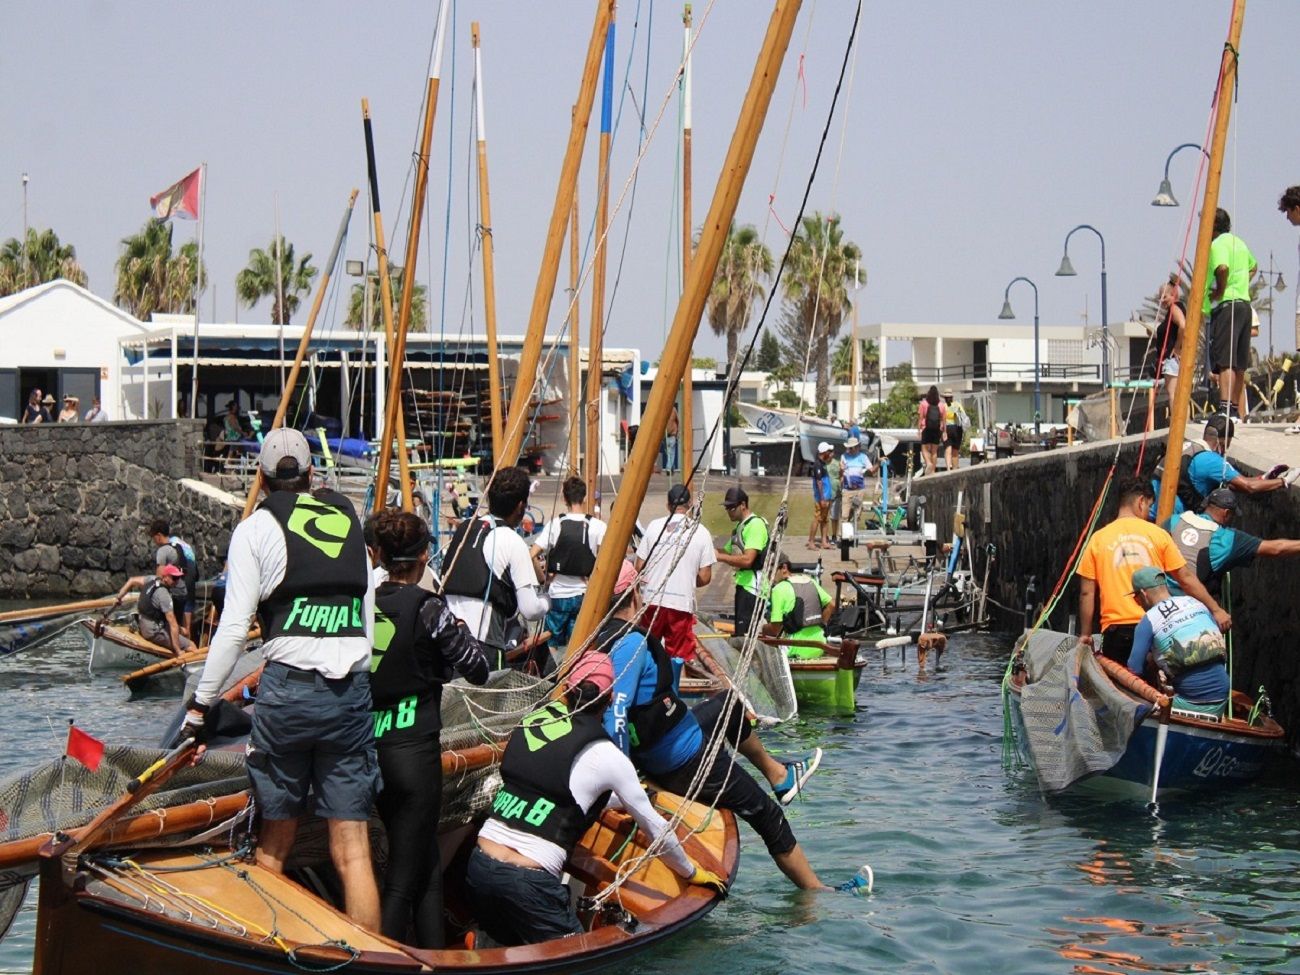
[1,626,1298,973]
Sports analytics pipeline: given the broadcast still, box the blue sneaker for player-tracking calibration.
[773,747,823,806]
[837,864,873,895]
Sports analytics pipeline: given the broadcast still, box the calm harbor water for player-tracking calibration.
[1,626,1298,974]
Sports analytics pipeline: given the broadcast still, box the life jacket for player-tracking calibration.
[729,514,769,581]
[370,582,448,744]
[258,489,368,642]
[547,516,596,578]
[491,700,610,852]
[921,400,944,433]
[138,578,169,625]
[1176,442,1209,513]
[595,619,688,753]
[440,515,519,629]
[1168,511,1218,590]
[780,576,823,635]
[1146,595,1227,677]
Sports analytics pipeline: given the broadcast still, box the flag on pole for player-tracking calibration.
[149,166,203,221]
[65,724,106,772]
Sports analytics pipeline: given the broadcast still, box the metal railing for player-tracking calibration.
[884,362,1102,383]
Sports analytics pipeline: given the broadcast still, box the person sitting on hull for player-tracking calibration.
[442,466,550,670]
[1164,487,1300,597]
[370,510,490,948]
[466,651,727,946]
[594,560,873,894]
[1125,567,1229,710]
[764,553,833,658]
[116,563,193,654]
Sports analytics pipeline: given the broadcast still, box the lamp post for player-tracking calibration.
[20,173,28,287]
[1150,142,1208,207]
[998,275,1040,434]
[1258,253,1286,357]
[1056,224,1109,386]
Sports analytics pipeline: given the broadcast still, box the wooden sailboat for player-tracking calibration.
[1004,0,1286,799]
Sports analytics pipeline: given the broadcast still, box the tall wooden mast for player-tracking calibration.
[500,0,614,466]
[1156,0,1246,523]
[568,123,583,476]
[568,0,804,653]
[680,3,695,485]
[375,0,451,513]
[584,16,616,510]
[241,191,359,520]
[472,22,505,467]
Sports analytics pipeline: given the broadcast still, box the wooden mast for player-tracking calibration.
[568,116,583,476]
[568,0,804,653]
[500,0,614,466]
[361,98,409,503]
[240,191,359,520]
[849,258,861,421]
[1156,0,1246,523]
[375,0,451,513]
[585,16,616,511]
[680,3,695,485]
[472,22,505,467]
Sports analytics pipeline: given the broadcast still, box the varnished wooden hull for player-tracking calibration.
[80,620,177,674]
[34,793,738,975]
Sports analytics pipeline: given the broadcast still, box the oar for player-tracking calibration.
[0,595,127,626]
[1147,704,1171,811]
[41,736,199,860]
[122,647,210,690]
[876,633,911,664]
[92,592,132,638]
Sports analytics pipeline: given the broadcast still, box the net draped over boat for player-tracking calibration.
[696,630,797,726]
[1015,629,1148,792]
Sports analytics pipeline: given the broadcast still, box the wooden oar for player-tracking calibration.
[0,596,128,626]
[122,647,209,689]
[40,736,199,859]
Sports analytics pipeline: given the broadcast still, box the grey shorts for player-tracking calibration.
[1209,299,1252,373]
[247,661,379,821]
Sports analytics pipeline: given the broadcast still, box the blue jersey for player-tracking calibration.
[603,629,701,775]
[1187,451,1240,499]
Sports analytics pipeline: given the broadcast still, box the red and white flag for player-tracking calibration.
[149,166,202,221]
[65,724,106,772]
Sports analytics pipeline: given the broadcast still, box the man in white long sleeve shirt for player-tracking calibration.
[442,466,549,666]
[467,652,727,946]
[182,429,380,930]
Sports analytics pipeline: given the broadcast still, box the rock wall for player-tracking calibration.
[0,421,240,597]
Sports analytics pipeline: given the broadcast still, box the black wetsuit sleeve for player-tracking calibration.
[419,595,491,685]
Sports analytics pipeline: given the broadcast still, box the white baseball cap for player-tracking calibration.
[817,441,834,453]
[260,428,312,478]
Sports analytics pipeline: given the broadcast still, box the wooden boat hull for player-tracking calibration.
[34,793,736,975]
[80,620,178,674]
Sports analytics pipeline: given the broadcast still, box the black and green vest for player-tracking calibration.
[491,701,610,851]
[258,489,368,642]
[595,619,688,754]
[370,582,444,745]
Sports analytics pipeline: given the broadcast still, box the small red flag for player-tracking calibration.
[66,725,105,772]
[149,166,202,221]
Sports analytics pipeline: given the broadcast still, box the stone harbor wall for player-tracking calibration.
[0,420,240,598]
[914,430,1300,745]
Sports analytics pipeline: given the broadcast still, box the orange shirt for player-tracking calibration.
[1077,516,1187,629]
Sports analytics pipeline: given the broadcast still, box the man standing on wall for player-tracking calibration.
[1204,209,1257,417]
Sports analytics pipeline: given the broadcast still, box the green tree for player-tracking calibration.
[0,228,89,296]
[830,335,881,388]
[344,267,430,333]
[780,212,861,409]
[861,366,918,428]
[235,236,318,325]
[705,222,774,366]
[754,330,782,372]
[114,219,203,320]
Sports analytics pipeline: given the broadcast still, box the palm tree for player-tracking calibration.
[830,335,881,387]
[114,219,203,320]
[0,228,88,296]
[235,236,318,325]
[781,212,861,408]
[344,267,430,333]
[705,222,773,367]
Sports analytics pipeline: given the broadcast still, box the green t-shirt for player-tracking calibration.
[726,514,769,594]
[769,575,831,655]
[825,458,842,498]
[1203,232,1256,314]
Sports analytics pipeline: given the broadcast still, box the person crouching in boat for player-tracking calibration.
[596,560,844,892]
[1125,567,1229,708]
[370,510,490,948]
[116,564,193,654]
[764,553,833,657]
[467,651,727,946]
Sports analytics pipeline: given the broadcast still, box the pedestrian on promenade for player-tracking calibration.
[808,442,834,550]
[918,386,946,475]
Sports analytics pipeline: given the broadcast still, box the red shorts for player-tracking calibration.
[641,604,698,661]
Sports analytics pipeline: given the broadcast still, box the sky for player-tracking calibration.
[4,1,1300,365]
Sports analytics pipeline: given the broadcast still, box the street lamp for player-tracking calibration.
[1056,225,1109,387]
[998,276,1041,434]
[1151,142,1208,207]
[1258,253,1286,357]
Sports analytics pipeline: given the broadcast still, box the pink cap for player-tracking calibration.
[613,559,639,596]
[159,564,184,578]
[566,652,614,696]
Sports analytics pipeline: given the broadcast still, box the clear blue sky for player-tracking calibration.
[3,1,1299,361]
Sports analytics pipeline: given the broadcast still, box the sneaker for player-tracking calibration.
[773,747,823,805]
[837,864,874,895]
[1286,468,1300,487]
